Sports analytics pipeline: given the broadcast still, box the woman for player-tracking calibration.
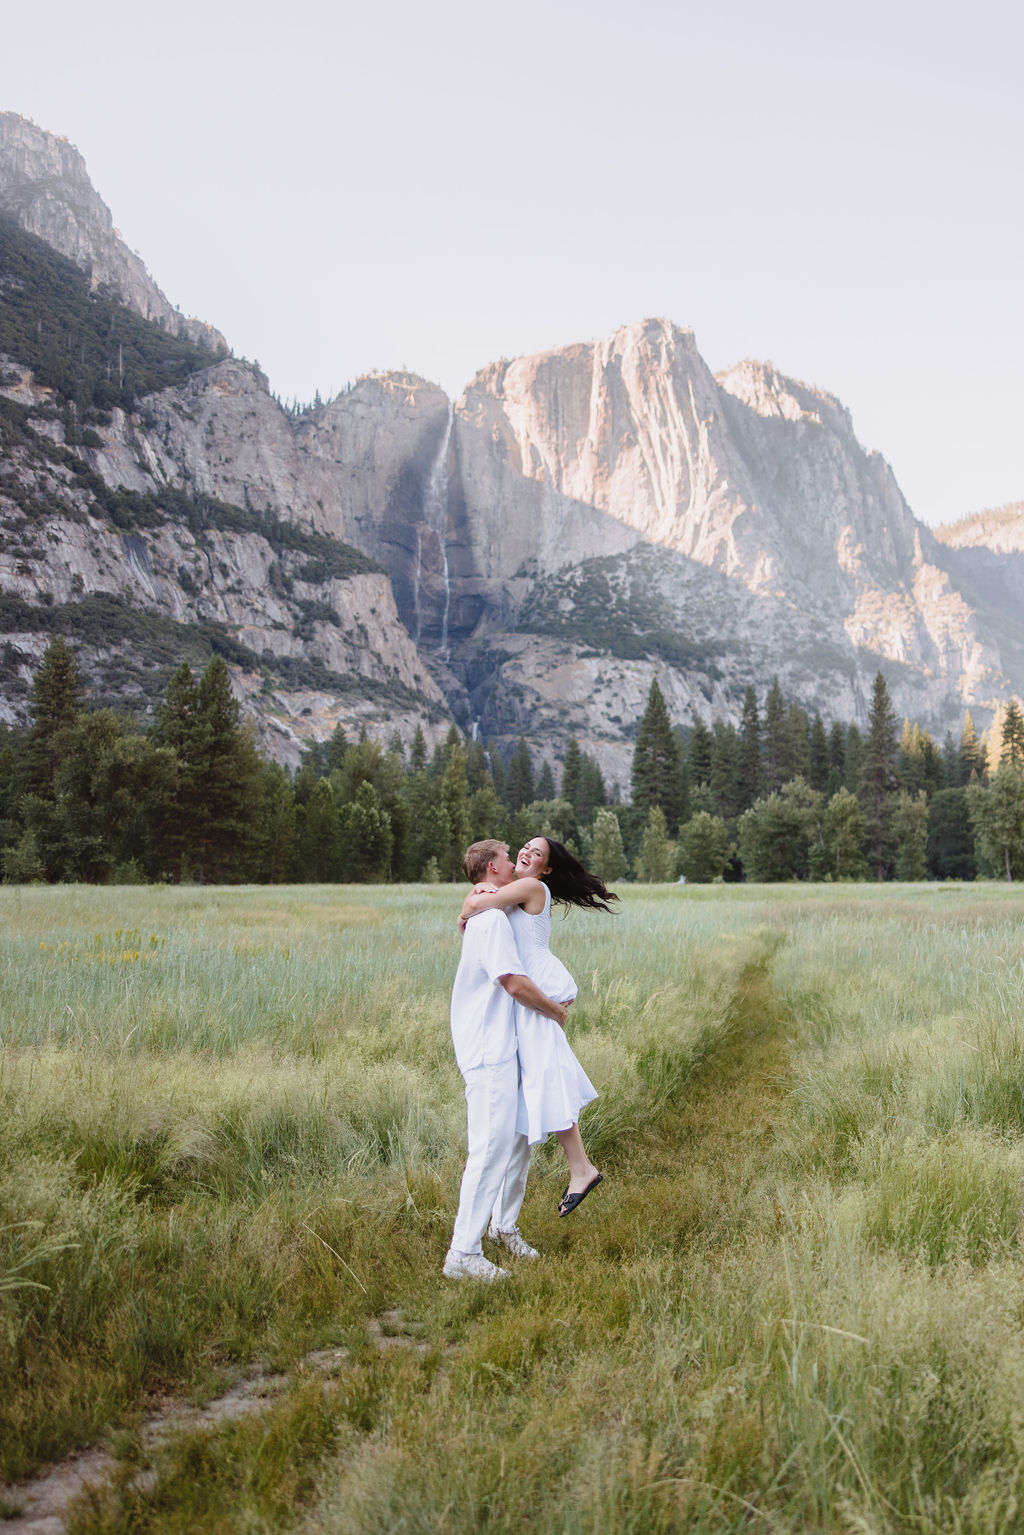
[459,836,618,1216]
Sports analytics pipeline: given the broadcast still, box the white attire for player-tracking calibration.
[507,886,598,1146]
[448,909,532,1254]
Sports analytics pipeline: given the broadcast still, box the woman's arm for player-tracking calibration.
[459,876,546,922]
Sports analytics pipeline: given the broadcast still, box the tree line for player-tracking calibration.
[1,639,1023,885]
[631,674,1024,883]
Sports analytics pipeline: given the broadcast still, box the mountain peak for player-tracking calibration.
[0,112,226,353]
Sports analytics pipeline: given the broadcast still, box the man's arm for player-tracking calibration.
[500,972,569,1029]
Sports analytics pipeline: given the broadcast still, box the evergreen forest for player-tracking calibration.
[2,640,1023,886]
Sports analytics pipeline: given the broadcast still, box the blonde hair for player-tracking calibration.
[462,839,509,883]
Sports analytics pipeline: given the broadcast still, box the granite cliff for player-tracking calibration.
[1,117,1021,789]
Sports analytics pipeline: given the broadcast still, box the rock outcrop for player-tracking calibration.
[0,356,449,767]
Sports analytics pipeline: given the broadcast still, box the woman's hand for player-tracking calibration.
[473,883,498,895]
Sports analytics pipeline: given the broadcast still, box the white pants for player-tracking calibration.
[450,1056,532,1254]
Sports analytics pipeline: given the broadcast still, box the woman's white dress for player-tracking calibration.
[507,887,598,1145]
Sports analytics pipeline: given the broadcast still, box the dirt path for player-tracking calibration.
[0,1313,427,1534]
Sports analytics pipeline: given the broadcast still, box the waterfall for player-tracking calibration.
[412,525,424,645]
[422,402,453,651]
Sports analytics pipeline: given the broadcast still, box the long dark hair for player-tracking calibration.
[539,837,620,914]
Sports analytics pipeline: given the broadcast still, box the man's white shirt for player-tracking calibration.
[449,908,527,1073]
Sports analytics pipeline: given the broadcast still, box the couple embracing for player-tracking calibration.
[443,835,618,1282]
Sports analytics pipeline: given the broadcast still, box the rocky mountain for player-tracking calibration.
[434,320,1021,782]
[0,201,448,766]
[1,115,1022,790]
[0,114,225,352]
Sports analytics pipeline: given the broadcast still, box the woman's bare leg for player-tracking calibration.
[554,1123,600,1198]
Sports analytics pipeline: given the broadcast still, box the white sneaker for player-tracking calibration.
[442,1249,510,1282]
[487,1223,540,1259]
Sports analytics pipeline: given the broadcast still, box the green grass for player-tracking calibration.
[3,882,1024,1531]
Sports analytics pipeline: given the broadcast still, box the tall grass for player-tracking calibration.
[0,882,756,1493]
[4,881,1024,1532]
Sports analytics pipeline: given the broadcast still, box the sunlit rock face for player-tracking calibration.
[454,319,921,602]
[441,320,1011,781]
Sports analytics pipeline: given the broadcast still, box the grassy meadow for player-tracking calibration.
[2,880,1024,1532]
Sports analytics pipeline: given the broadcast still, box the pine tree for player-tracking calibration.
[737,686,762,811]
[737,779,822,882]
[295,776,342,881]
[636,805,674,882]
[828,720,847,796]
[468,780,505,841]
[255,761,297,883]
[439,738,472,878]
[323,724,348,773]
[676,812,730,883]
[561,738,583,813]
[783,702,811,784]
[297,737,327,781]
[967,763,1024,882]
[809,713,831,794]
[898,719,927,795]
[590,807,627,883]
[152,661,201,882]
[47,709,153,883]
[941,731,961,788]
[673,725,690,825]
[408,725,428,775]
[891,789,929,880]
[860,672,900,880]
[844,722,864,795]
[1000,698,1024,770]
[336,736,388,804]
[687,712,714,788]
[819,788,869,881]
[709,721,743,822]
[579,752,607,824]
[413,803,452,881]
[921,730,945,794]
[340,781,393,882]
[22,636,86,802]
[631,678,682,830]
[960,711,984,784]
[505,736,535,812]
[535,760,556,800]
[465,739,491,793]
[926,787,976,879]
[193,656,263,881]
[154,657,261,883]
[762,677,787,793]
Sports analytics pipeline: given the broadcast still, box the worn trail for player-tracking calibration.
[0,1316,431,1534]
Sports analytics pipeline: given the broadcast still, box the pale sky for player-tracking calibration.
[3,0,1021,527]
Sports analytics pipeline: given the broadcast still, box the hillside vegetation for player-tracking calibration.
[0,212,226,418]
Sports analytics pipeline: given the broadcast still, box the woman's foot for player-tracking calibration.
[558,1172,603,1217]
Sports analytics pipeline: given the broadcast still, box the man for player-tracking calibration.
[443,838,569,1281]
